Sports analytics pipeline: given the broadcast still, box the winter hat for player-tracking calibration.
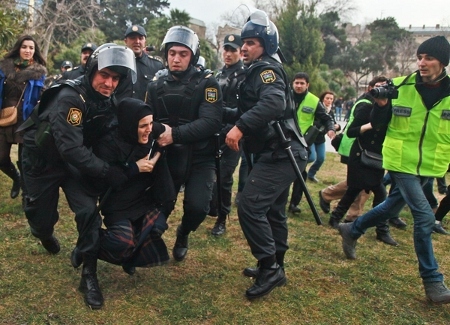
[417,36,450,66]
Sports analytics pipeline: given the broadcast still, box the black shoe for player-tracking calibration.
[173,231,189,262]
[10,177,20,199]
[288,204,301,214]
[79,274,104,309]
[211,220,226,236]
[433,223,449,235]
[376,232,399,246]
[243,266,259,278]
[122,264,136,275]
[245,264,286,299]
[318,190,330,213]
[328,216,340,229]
[71,247,83,268]
[40,235,60,254]
[389,217,407,230]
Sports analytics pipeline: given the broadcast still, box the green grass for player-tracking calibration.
[1,147,450,324]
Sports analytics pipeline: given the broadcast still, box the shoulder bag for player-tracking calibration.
[358,138,383,170]
[0,87,25,127]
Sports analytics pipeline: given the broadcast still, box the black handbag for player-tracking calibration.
[303,125,321,146]
[331,133,343,151]
[358,138,383,170]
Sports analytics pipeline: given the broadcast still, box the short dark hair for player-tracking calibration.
[4,35,46,66]
[293,72,309,83]
[368,75,388,88]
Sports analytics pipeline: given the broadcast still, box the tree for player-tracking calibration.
[394,37,418,75]
[276,0,326,94]
[0,8,28,52]
[97,0,169,42]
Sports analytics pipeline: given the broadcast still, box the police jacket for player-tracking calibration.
[372,72,450,177]
[235,55,305,154]
[62,65,85,80]
[145,65,222,154]
[37,78,116,177]
[116,55,164,102]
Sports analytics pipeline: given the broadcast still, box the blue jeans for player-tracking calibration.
[335,106,342,121]
[351,171,443,282]
[307,142,325,178]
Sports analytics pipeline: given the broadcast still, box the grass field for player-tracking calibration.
[1,146,450,324]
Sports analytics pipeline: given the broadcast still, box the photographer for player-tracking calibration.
[338,36,450,304]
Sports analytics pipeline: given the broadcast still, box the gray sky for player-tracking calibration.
[165,0,450,29]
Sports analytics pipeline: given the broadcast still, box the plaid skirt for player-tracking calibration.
[98,209,169,267]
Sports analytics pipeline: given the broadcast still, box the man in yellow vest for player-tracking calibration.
[339,36,450,304]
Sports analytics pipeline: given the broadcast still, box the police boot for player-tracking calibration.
[243,251,286,278]
[328,212,343,230]
[375,223,398,246]
[173,225,189,262]
[0,162,21,199]
[245,256,286,300]
[71,247,83,268]
[79,253,104,310]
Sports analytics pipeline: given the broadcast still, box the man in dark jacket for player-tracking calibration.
[21,44,136,309]
[145,26,222,263]
[209,34,247,236]
[225,10,308,299]
[62,42,97,80]
[116,25,164,101]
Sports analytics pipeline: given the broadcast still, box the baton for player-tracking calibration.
[272,121,322,225]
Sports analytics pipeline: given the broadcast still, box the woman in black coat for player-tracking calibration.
[86,98,176,274]
[328,89,397,246]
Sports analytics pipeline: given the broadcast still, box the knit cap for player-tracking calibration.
[417,36,450,66]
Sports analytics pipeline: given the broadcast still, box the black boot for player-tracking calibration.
[245,256,286,299]
[0,162,20,199]
[243,251,286,278]
[172,225,189,262]
[328,213,342,229]
[376,224,398,246]
[40,235,60,254]
[71,247,83,268]
[79,254,104,309]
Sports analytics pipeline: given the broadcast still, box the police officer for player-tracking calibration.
[20,44,136,309]
[225,10,308,299]
[145,26,222,262]
[210,34,246,236]
[60,60,73,73]
[62,42,97,80]
[116,25,164,101]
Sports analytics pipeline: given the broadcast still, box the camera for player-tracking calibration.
[370,79,398,99]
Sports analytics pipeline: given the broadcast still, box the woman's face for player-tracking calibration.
[322,94,334,108]
[19,40,35,61]
[137,115,153,144]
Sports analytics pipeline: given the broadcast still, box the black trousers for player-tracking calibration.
[21,136,101,254]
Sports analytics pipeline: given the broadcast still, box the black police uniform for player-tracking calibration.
[62,65,85,80]
[146,65,222,238]
[235,55,308,266]
[210,60,246,223]
[116,54,164,101]
[22,79,116,255]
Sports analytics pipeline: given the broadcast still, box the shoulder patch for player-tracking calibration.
[260,70,276,83]
[205,87,218,103]
[67,108,82,126]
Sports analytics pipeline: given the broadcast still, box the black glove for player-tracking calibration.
[105,166,129,189]
[152,121,166,139]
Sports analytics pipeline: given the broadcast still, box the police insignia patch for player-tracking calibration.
[205,88,218,103]
[67,108,82,126]
[260,70,276,83]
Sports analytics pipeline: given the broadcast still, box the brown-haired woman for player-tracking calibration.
[0,35,47,200]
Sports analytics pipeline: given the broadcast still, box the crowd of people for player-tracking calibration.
[1,9,450,309]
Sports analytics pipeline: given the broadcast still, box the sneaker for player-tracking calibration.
[328,216,340,230]
[424,281,450,304]
[338,222,357,259]
[376,232,399,246]
[433,223,449,235]
[307,176,319,183]
[318,190,330,213]
[288,204,301,214]
[211,220,226,236]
